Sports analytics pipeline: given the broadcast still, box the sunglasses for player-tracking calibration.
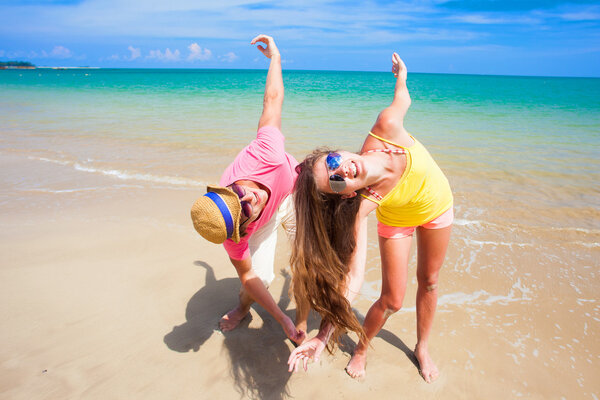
[229,183,253,225]
[326,152,347,193]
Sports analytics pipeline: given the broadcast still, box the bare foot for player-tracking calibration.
[345,350,367,379]
[219,307,249,332]
[414,345,439,383]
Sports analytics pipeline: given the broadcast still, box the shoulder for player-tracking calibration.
[257,125,284,141]
[249,125,286,163]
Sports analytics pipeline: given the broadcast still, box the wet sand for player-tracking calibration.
[0,152,599,399]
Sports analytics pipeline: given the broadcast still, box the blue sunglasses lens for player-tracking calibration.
[326,152,342,170]
[325,152,346,192]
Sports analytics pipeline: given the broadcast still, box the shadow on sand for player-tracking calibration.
[164,261,312,400]
[164,261,417,396]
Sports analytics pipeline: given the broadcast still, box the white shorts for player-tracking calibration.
[248,194,295,286]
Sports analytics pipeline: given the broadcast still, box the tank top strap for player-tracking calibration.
[360,192,381,205]
[368,131,408,150]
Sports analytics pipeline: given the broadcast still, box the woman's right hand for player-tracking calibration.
[251,34,281,59]
[392,52,407,82]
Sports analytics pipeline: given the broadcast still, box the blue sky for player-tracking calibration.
[0,0,599,76]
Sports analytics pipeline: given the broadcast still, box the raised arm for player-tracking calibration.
[371,53,411,138]
[391,53,410,110]
[251,34,283,130]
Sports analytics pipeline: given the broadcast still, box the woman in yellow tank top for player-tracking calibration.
[288,53,452,383]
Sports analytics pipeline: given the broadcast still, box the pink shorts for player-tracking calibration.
[377,207,454,239]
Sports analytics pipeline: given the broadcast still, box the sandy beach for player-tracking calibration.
[1,68,599,399]
[0,151,598,400]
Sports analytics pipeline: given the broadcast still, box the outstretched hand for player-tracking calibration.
[251,34,280,59]
[287,336,327,372]
[392,52,407,82]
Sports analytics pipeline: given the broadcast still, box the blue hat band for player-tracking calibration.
[204,191,234,239]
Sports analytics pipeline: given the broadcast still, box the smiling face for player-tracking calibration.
[229,181,269,231]
[313,150,366,195]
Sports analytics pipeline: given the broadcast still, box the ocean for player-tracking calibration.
[1,68,599,397]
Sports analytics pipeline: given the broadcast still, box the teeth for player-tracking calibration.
[350,162,357,178]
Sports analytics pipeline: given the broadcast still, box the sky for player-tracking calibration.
[0,0,599,77]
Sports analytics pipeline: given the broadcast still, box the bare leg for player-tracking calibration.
[346,234,412,379]
[219,286,254,331]
[414,225,451,383]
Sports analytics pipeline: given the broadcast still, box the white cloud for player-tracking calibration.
[50,45,72,58]
[147,48,181,61]
[449,14,539,25]
[128,46,141,60]
[219,51,238,63]
[559,11,600,21]
[187,43,212,61]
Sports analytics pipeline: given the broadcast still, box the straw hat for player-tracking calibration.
[191,185,242,244]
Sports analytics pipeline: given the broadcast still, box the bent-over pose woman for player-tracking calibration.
[288,53,453,383]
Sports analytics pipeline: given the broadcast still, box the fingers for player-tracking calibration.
[391,52,407,79]
[288,348,302,369]
[287,347,313,373]
[288,353,304,373]
[255,45,267,56]
[250,34,272,45]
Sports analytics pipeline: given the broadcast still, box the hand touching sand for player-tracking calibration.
[287,336,326,372]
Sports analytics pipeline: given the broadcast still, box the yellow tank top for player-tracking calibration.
[361,132,453,227]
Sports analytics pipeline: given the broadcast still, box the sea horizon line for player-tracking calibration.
[2,65,598,79]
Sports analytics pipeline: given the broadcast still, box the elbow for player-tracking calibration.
[263,88,284,106]
[399,90,411,107]
[374,110,401,133]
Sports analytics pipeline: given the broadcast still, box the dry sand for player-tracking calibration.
[0,164,598,399]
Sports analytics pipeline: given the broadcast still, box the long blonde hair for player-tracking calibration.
[291,148,366,351]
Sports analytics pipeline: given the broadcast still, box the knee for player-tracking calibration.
[380,296,404,314]
[417,271,439,292]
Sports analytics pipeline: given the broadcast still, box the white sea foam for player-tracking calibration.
[360,277,531,308]
[453,218,482,226]
[571,241,600,248]
[550,226,600,235]
[73,163,203,187]
[27,184,145,194]
[576,299,596,305]
[28,155,205,188]
[28,156,70,166]
[28,187,108,193]
[463,238,533,248]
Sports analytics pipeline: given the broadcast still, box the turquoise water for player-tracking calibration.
[1,68,599,225]
[1,69,599,395]
[2,68,599,206]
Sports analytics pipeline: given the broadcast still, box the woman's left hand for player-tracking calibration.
[287,336,326,372]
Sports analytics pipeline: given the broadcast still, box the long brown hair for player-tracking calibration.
[291,148,366,351]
